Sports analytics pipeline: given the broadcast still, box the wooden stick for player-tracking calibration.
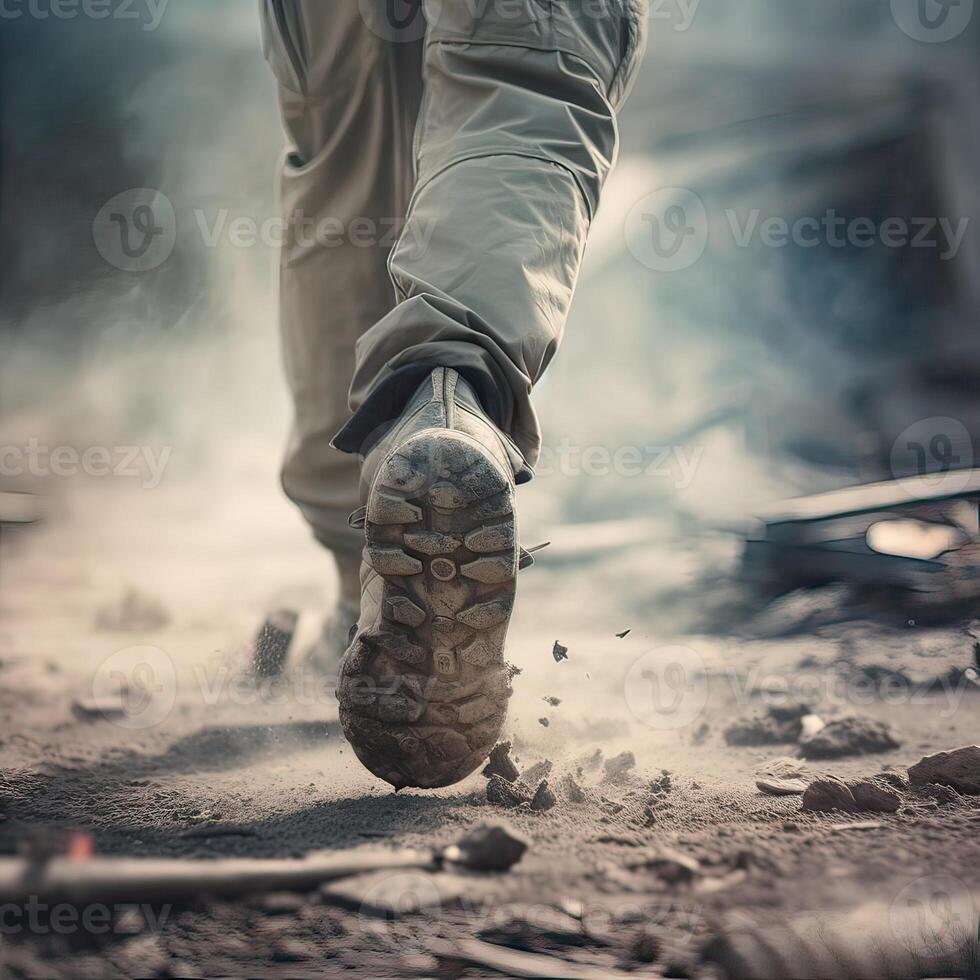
[0,849,435,905]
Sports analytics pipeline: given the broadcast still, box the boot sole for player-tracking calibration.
[338,429,517,789]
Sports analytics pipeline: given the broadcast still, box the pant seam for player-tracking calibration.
[409,150,596,223]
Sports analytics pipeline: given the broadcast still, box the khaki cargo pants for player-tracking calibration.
[261,0,648,556]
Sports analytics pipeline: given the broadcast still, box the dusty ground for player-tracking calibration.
[1,476,978,979]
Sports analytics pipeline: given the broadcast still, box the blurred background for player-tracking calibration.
[2,0,979,639]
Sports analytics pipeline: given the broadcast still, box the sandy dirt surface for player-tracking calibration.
[1,476,979,979]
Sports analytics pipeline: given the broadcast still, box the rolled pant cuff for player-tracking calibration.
[331,361,510,456]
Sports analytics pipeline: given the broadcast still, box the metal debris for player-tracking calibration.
[616,629,632,639]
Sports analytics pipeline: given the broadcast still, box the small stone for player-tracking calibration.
[757,777,807,796]
[766,700,812,722]
[877,770,910,792]
[552,641,569,662]
[538,717,550,728]
[483,741,520,782]
[542,696,561,707]
[724,715,799,746]
[443,822,529,871]
[603,751,636,782]
[849,779,901,813]
[799,714,826,739]
[530,779,557,812]
[561,774,587,803]
[486,774,532,808]
[801,777,858,813]
[799,716,901,759]
[629,929,660,963]
[908,745,980,795]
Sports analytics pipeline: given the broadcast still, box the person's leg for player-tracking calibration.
[260,0,424,603]
[336,1,650,790]
[333,0,650,468]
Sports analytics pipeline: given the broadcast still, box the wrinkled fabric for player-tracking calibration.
[262,0,648,551]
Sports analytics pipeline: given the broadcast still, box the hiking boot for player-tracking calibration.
[338,367,532,789]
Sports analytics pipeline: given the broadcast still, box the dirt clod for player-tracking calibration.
[798,716,901,759]
[486,775,532,808]
[483,742,520,783]
[908,745,980,794]
[552,641,569,662]
[522,760,553,785]
[530,779,557,812]
[916,782,961,805]
[801,777,858,813]
[538,717,550,728]
[561,774,587,803]
[543,696,561,707]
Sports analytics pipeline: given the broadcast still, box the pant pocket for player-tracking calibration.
[259,0,308,94]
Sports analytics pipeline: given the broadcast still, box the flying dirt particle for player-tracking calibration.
[552,641,569,662]
[530,779,556,812]
[443,822,528,872]
[95,588,170,632]
[483,742,520,783]
[538,717,550,728]
[603,751,636,782]
[542,696,561,707]
[691,722,710,746]
[801,777,858,813]
[71,698,126,724]
[849,779,901,812]
[486,774,532,808]
[616,629,632,639]
[908,745,980,794]
[522,760,553,785]
[799,716,901,759]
